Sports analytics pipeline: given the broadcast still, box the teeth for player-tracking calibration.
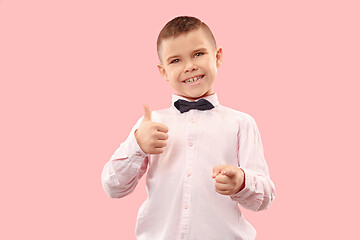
[185,76,202,83]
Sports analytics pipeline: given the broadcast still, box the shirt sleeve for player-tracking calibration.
[101,117,149,198]
[230,115,276,211]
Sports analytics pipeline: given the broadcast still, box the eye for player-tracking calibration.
[194,52,204,58]
[170,59,179,64]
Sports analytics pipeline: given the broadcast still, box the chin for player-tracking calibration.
[183,92,209,101]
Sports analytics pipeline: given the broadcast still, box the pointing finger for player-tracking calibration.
[155,131,168,140]
[155,123,169,133]
[215,173,229,184]
[212,165,224,178]
[221,169,236,177]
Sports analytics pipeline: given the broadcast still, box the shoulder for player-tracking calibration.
[216,105,260,132]
[152,107,173,116]
[217,105,255,122]
[150,107,176,122]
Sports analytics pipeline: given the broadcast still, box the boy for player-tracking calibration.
[101,16,276,239]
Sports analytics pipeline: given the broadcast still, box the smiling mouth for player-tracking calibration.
[182,75,205,83]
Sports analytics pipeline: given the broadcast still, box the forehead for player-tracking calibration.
[160,29,214,59]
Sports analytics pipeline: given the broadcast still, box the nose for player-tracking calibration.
[184,61,198,72]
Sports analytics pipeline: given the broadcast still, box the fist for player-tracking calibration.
[212,164,245,195]
[135,104,169,154]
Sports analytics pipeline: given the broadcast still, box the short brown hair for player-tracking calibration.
[157,16,217,63]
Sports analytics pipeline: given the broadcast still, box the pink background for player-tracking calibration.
[1,0,359,239]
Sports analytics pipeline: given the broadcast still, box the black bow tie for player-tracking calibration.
[174,99,215,113]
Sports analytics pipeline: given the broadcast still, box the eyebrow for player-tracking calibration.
[166,47,208,63]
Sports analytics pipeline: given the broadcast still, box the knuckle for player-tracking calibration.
[149,140,157,147]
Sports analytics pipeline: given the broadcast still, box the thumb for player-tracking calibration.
[212,165,224,178]
[143,104,152,122]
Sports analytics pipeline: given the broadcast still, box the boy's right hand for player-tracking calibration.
[135,104,169,154]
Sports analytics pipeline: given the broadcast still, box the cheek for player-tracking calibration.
[210,60,218,70]
[168,67,182,77]
[202,61,215,72]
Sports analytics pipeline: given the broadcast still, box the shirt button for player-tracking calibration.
[186,171,191,177]
[189,118,195,124]
[188,140,193,147]
[184,203,189,209]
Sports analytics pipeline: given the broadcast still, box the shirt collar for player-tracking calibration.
[171,93,220,108]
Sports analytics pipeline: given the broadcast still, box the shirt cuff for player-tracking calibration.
[230,168,255,200]
[131,129,147,157]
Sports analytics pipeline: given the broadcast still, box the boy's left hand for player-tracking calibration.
[212,164,245,195]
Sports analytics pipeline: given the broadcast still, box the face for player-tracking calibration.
[157,28,223,101]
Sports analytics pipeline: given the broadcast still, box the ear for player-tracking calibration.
[215,47,223,68]
[157,64,168,81]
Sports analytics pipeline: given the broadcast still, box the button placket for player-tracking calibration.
[179,110,197,238]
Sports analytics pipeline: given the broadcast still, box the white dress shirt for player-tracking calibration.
[101,93,276,240]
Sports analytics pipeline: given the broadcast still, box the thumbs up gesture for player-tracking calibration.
[135,104,169,154]
[212,164,245,195]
